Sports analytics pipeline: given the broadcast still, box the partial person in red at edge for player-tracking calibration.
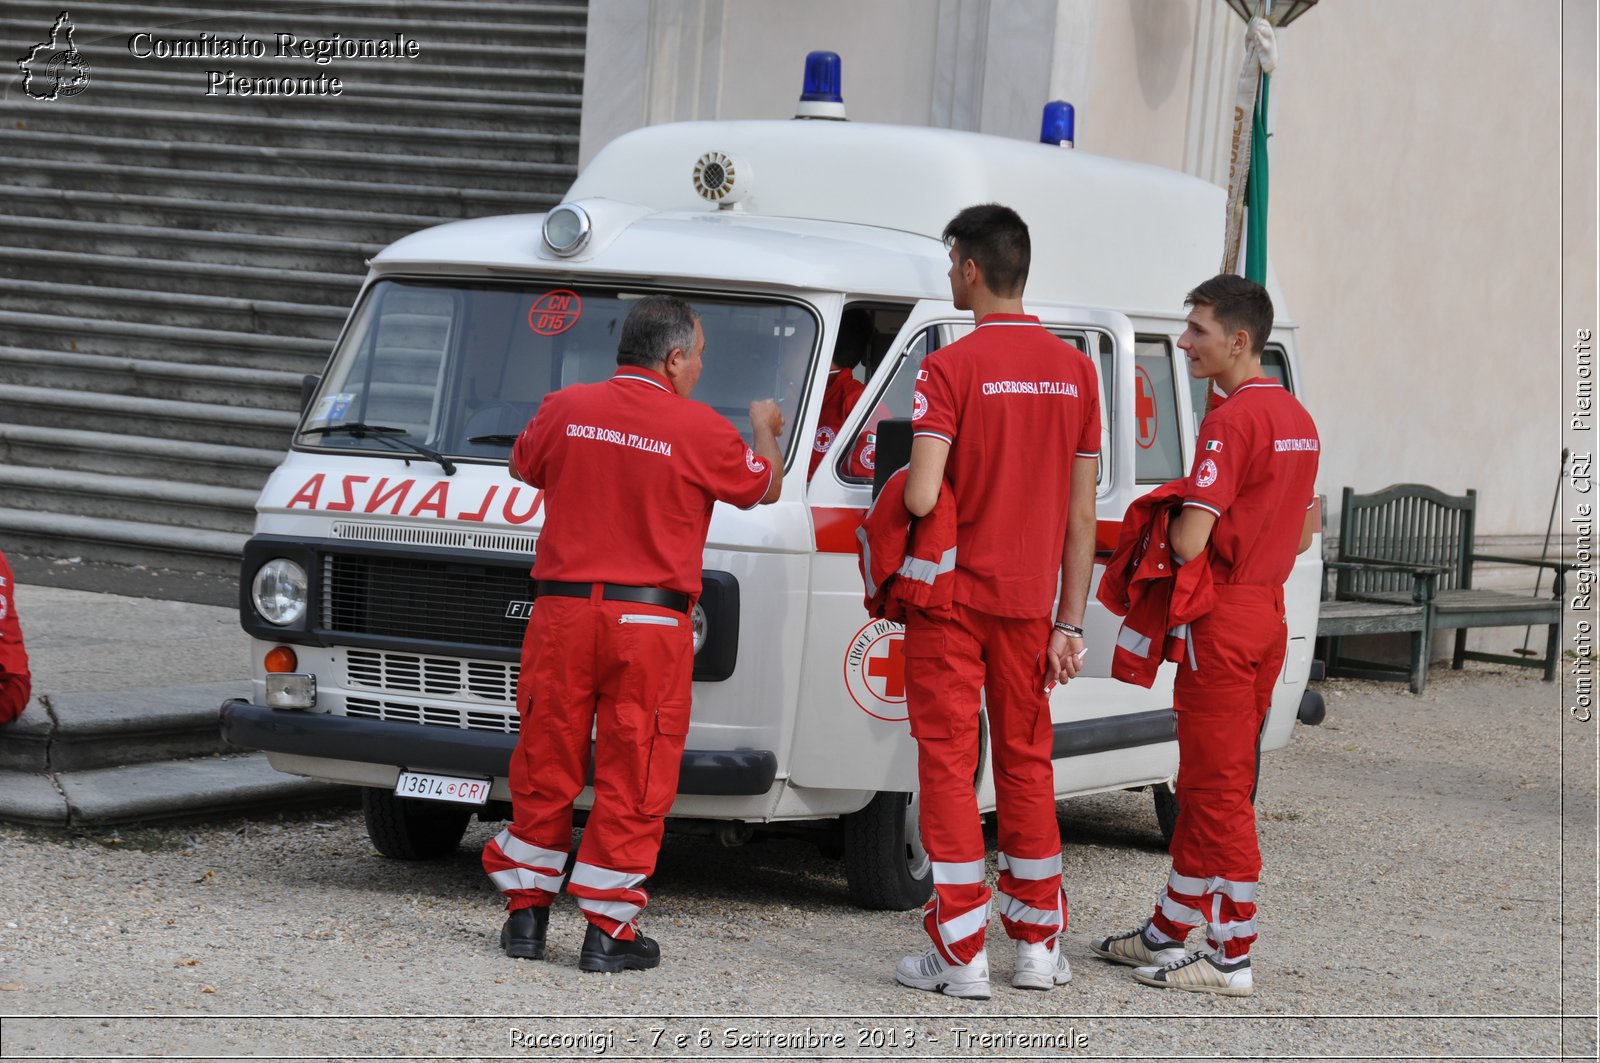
[808,307,872,479]
[0,548,31,725]
[1089,274,1319,997]
[893,203,1102,1000]
[481,295,784,973]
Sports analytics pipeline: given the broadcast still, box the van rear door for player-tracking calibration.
[790,301,1138,793]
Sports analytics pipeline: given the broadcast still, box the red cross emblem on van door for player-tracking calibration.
[1135,367,1158,450]
[866,637,906,699]
[845,619,909,721]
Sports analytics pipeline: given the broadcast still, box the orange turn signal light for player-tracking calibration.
[264,646,299,674]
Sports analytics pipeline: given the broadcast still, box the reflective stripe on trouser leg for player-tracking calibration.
[570,599,695,939]
[904,606,990,965]
[1162,587,1285,958]
[982,608,1066,944]
[567,861,649,938]
[996,852,1064,945]
[506,597,602,864]
[1150,871,1206,942]
[482,828,569,911]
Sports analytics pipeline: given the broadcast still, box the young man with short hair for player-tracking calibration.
[894,203,1101,998]
[1090,274,1319,996]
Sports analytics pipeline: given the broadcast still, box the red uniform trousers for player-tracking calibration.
[1150,584,1286,960]
[481,591,693,940]
[903,601,1066,966]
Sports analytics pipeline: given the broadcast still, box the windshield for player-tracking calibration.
[299,279,820,465]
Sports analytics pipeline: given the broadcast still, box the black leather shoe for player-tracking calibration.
[500,906,549,960]
[578,922,661,972]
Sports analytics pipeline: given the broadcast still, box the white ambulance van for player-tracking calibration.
[221,75,1323,911]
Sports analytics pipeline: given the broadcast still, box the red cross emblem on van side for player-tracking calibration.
[865,637,906,698]
[1135,366,1158,449]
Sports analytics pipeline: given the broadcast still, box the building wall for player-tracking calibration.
[581,0,1595,540]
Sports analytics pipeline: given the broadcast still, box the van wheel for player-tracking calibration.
[1152,784,1179,847]
[362,787,472,860]
[842,791,933,910]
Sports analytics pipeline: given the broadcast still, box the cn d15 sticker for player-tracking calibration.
[529,290,582,336]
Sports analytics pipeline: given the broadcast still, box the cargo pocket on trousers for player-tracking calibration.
[900,624,956,739]
[640,702,690,817]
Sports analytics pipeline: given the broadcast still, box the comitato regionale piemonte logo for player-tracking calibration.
[17,11,92,100]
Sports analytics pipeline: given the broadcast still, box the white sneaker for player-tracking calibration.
[1089,923,1188,968]
[1012,938,1071,990]
[894,947,991,999]
[1132,949,1253,996]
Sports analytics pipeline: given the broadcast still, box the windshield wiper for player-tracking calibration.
[467,434,519,446]
[301,422,457,476]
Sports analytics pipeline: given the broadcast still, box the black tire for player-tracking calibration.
[1152,784,1179,847]
[842,791,934,910]
[361,787,473,860]
[1297,690,1327,726]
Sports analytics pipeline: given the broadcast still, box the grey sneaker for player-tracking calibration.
[894,947,990,1000]
[1012,938,1071,990]
[1089,923,1187,968]
[1132,950,1253,996]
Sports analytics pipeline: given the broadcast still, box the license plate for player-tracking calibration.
[393,770,490,806]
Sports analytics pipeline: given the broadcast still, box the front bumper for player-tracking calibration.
[219,699,779,797]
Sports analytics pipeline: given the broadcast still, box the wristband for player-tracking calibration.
[1052,621,1084,638]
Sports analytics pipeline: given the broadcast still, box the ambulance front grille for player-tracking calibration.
[321,553,532,650]
[345,649,519,704]
[345,695,520,734]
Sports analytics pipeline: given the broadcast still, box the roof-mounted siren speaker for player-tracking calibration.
[1040,100,1075,148]
[794,50,846,120]
[693,150,752,208]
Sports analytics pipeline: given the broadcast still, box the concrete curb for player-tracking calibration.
[0,753,353,828]
[0,678,352,827]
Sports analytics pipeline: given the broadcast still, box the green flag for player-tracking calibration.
[1243,71,1270,284]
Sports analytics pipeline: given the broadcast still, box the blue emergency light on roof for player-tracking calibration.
[1040,100,1075,148]
[794,51,847,120]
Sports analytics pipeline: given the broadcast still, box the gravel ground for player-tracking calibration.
[0,668,1594,1062]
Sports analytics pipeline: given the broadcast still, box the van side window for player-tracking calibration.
[1188,342,1293,435]
[811,305,906,482]
[1134,336,1183,484]
[836,328,933,484]
[1050,330,1110,488]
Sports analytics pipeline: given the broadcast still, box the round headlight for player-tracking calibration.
[541,203,591,257]
[252,558,308,627]
[690,601,708,654]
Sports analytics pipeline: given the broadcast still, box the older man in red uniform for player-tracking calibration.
[893,204,1101,999]
[1090,274,1319,996]
[482,295,783,973]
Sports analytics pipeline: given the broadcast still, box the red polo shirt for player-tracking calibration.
[1183,377,1320,586]
[514,367,774,598]
[911,314,1102,617]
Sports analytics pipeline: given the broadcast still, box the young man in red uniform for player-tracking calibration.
[1090,274,1319,996]
[0,548,31,725]
[893,204,1101,998]
[481,295,783,972]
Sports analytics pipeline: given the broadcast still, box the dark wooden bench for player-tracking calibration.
[1327,483,1573,683]
[1318,557,1439,693]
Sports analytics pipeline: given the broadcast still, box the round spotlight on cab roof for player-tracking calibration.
[542,203,591,257]
[692,151,751,206]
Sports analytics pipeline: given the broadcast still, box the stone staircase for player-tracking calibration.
[0,0,585,575]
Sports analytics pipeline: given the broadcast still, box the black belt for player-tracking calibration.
[534,580,690,614]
